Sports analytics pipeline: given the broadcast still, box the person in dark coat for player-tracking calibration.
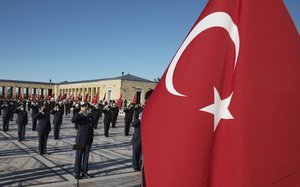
[31,102,39,131]
[1,101,13,131]
[131,113,142,171]
[71,103,94,179]
[98,102,103,118]
[72,103,81,129]
[123,103,135,136]
[102,102,111,137]
[91,104,101,129]
[34,106,51,155]
[111,103,119,128]
[14,105,28,141]
[50,105,63,140]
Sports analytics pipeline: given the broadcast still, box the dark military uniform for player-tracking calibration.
[34,112,51,155]
[51,109,63,139]
[72,104,81,129]
[14,108,28,141]
[103,106,111,137]
[124,105,134,136]
[91,105,101,129]
[31,104,39,131]
[111,105,119,128]
[132,118,142,171]
[71,112,94,178]
[1,103,13,131]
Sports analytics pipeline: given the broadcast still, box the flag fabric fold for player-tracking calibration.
[141,0,300,187]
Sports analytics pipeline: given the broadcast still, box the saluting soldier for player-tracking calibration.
[123,103,135,136]
[14,104,28,141]
[102,102,111,137]
[111,103,119,128]
[91,103,101,129]
[71,103,94,179]
[34,106,51,155]
[72,103,81,129]
[31,102,39,131]
[51,104,63,139]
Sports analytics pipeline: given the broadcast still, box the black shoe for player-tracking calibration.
[82,174,91,179]
[75,174,82,179]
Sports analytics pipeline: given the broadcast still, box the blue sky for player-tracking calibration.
[0,0,299,83]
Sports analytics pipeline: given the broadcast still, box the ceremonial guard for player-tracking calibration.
[72,103,81,129]
[31,102,39,131]
[123,103,135,136]
[102,102,111,137]
[71,103,94,179]
[111,102,119,128]
[91,103,101,129]
[34,106,51,155]
[132,113,142,171]
[14,104,28,141]
[1,101,13,131]
[51,104,63,139]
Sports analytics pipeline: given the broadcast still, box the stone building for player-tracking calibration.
[0,74,156,104]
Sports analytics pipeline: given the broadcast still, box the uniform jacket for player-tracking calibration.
[72,113,94,146]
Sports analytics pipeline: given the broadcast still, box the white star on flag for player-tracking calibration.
[200,87,234,131]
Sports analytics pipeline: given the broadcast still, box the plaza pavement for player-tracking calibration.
[0,111,140,187]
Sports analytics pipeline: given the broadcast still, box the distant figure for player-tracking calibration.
[1,101,13,131]
[123,103,135,136]
[132,112,142,171]
[14,104,28,141]
[111,103,119,128]
[51,104,63,140]
[31,102,39,131]
[71,103,94,179]
[72,103,81,129]
[102,102,111,137]
[34,106,51,155]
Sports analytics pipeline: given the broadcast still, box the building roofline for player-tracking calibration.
[0,79,55,85]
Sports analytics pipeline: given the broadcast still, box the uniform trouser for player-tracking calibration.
[38,132,49,154]
[18,124,26,140]
[111,118,117,128]
[32,117,37,131]
[3,117,9,131]
[132,142,142,170]
[74,145,91,176]
[10,114,14,121]
[54,123,61,139]
[124,120,131,136]
[104,121,110,137]
[75,123,78,129]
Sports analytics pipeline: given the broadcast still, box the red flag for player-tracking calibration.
[74,94,80,102]
[56,94,61,101]
[142,1,300,187]
[117,93,122,108]
[102,92,106,102]
[132,93,136,104]
[66,94,73,101]
[92,92,99,104]
[83,93,89,102]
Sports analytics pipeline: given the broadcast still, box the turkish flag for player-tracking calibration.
[142,1,300,187]
[92,92,99,104]
[102,92,106,102]
[117,93,123,108]
[83,93,89,102]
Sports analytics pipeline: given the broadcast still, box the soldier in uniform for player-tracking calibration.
[1,101,13,131]
[91,103,101,129]
[14,104,28,141]
[111,102,119,128]
[132,112,142,171]
[51,104,63,139]
[102,102,111,137]
[71,103,94,179]
[123,103,135,136]
[31,102,39,131]
[34,106,51,155]
[72,103,81,129]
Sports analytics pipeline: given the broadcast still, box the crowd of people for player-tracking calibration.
[0,96,146,179]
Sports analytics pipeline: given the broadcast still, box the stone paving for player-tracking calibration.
[0,111,140,187]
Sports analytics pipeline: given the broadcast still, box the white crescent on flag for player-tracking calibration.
[165,12,240,97]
